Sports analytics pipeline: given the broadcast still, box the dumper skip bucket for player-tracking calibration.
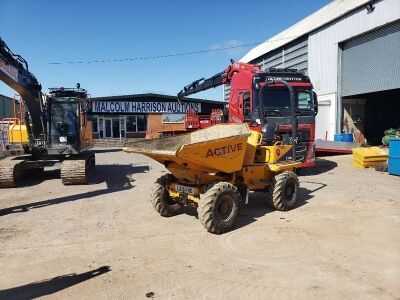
[123,123,251,173]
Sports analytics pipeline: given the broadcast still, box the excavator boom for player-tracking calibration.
[0,38,44,137]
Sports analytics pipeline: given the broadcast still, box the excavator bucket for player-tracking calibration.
[123,123,251,173]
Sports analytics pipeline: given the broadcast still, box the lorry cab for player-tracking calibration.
[228,67,318,167]
[178,62,318,168]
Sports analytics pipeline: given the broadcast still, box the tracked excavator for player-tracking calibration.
[0,37,95,187]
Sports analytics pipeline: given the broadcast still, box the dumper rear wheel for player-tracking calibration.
[198,182,241,234]
[151,174,183,217]
[271,171,299,211]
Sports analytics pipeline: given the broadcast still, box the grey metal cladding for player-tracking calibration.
[341,20,400,97]
[225,36,309,101]
[252,36,308,74]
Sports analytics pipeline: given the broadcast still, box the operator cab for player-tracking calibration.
[46,85,91,155]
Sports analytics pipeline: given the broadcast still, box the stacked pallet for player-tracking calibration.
[352,147,388,169]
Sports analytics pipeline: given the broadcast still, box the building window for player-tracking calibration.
[162,113,185,123]
[90,116,98,132]
[98,117,104,137]
[137,115,147,131]
[126,115,147,132]
[126,116,137,132]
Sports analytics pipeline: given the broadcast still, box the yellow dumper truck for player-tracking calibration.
[123,122,301,234]
[124,79,305,234]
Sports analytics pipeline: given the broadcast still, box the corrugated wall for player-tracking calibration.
[251,36,308,74]
[0,94,14,119]
[308,0,400,96]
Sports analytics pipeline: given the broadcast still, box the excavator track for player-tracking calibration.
[60,153,95,185]
[0,157,24,188]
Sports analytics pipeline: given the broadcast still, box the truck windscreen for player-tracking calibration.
[253,87,314,114]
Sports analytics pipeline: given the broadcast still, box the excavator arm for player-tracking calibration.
[0,37,44,138]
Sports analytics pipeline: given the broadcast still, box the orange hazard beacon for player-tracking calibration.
[177,61,319,168]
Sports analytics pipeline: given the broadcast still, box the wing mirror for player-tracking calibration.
[313,91,318,115]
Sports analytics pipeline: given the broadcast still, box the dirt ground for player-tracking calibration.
[0,148,399,299]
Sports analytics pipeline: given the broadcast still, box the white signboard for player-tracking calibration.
[0,58,18,82]
[92,101,201,114]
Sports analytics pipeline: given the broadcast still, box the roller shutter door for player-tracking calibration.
[341,21,400,97]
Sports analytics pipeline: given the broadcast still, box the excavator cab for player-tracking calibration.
[46,87,93,155]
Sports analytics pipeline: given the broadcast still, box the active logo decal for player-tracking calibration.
[205,143,243,158]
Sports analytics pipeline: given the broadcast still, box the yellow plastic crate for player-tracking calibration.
[352,147,388,169]
[352,147,388,162]
[353,157,387,169]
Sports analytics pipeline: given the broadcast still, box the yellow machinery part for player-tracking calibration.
[8,124,28,144]
[255,144,293,163]
[123,123,251,177]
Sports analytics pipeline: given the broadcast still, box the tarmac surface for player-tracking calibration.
[0,148,399,299]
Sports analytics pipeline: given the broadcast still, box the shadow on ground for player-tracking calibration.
[92,148,122,154]
[88,164,149,187]
[16,169,61,187]
[0,164,149,217]
[297,158,338,176]
[0,266,110,300]
[184,182,327,232]
[233,184,326,230]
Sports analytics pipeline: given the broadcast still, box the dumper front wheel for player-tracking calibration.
[151,174,183,217]
[271,171,299,211]
[198,182,241,234]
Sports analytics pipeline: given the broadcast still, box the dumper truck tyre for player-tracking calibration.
[271,171,299,211]
[198,182,241,234]
[150,174,184,217]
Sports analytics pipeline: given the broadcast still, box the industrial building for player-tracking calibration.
[90,93,224,139]
[240,0,400,145]
[0,94,16,120]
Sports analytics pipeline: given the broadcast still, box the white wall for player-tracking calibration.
[315,93,336,140]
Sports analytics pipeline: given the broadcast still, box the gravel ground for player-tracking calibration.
[0,148,399,299]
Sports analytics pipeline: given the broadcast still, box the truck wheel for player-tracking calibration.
[271,171,299,211]
[198,182,241,234]
[150,174,183,217]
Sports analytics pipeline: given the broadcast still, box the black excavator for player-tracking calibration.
[0,37,95,187]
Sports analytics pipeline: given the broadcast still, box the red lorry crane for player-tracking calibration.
[177,61,318,168]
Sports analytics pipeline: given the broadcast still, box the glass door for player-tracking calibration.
[112,118,120,138]
[104,119,112,138]
[120,117,126,138]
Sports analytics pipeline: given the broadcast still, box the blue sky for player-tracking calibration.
[0,0,331,100]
